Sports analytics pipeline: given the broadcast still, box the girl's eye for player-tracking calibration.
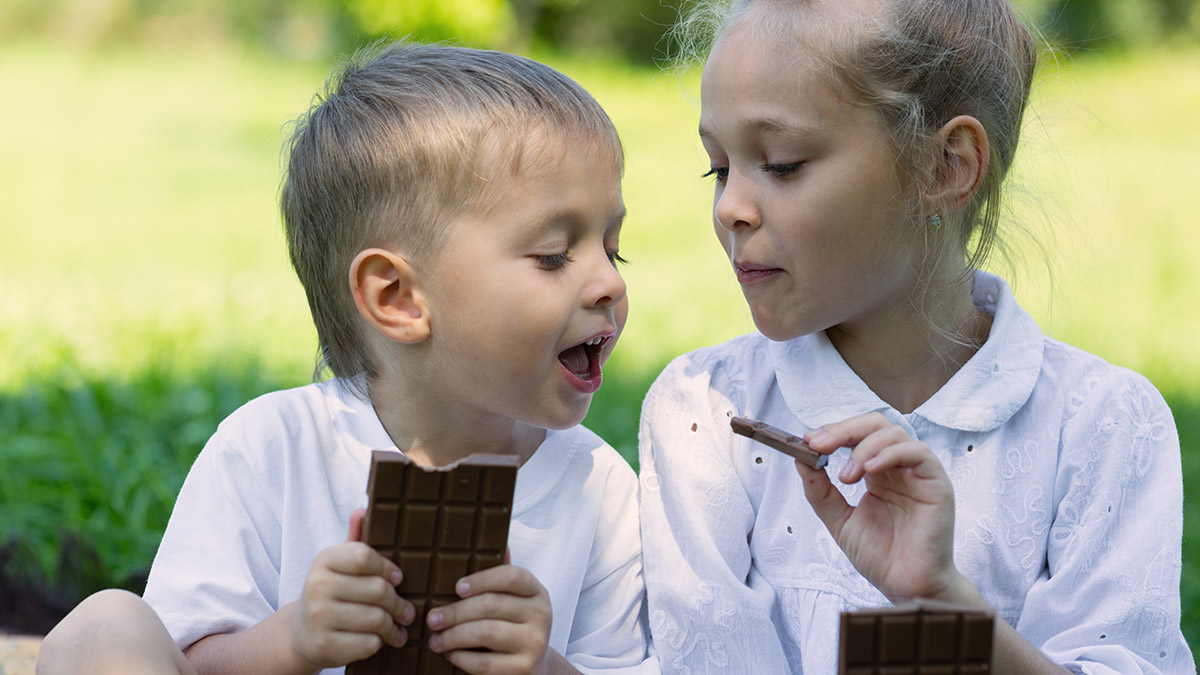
[606,250,629,267]
[762,162,803,178]
[536,252,573,270]
[701,167,729,183]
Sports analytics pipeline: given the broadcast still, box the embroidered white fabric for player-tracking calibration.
[638,272,1194,674]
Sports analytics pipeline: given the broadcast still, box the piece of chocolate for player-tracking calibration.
[730,416,829,469]
[837,600,995,674]
[346,451,521,675]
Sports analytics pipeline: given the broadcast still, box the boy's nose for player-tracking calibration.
[587,254,627,310]
[714,175,761,232]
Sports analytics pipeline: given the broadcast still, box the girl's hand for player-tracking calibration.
[800,412,967,603]
[425,562,554,675]
[290,509,415,669]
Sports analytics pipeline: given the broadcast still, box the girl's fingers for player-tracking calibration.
[838,425,916,483]
[795,459,854,540]
[804,411,893,452]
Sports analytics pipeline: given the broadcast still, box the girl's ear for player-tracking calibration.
[925,115,990,213]
[349,248,432,344]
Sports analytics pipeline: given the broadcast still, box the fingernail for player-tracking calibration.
[392,628,407,647]
[402,604,415,624]
[390,570,402,586]
[426,610,443,629]
[807,429,830,446]
[839,461,854,481]
[428,633,442,651]
[456,579,470,596]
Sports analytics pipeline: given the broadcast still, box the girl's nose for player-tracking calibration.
[714,175,762,232]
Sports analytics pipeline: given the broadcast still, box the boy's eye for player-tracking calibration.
[762,162,803,178]
[536,252,573,270]
[701,167,729,183]
[606,250,629,267]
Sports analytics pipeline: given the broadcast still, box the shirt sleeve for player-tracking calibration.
[1016,368,1195,674]
[142,432,283,651]
[565,456,659,674]
[638,356,791,674]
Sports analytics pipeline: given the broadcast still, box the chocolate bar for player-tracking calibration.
[838,600,995,675]
[730,416,829,469]
[346,450,521,675]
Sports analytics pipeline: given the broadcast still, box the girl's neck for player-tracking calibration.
[826,289,992,415]
[364,374,544,468]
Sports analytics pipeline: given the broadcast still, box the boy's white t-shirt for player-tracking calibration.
[143,379,654,674]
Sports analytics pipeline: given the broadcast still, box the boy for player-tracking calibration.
[38,40,652,675]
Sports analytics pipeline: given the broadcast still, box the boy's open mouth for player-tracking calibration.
[558,336,608,382]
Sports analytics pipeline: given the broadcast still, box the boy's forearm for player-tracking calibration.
[184,602,321,675]
[545,647,584,675]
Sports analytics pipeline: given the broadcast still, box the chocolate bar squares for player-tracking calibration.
[730,416,829,469]
[346,451,520,675]
[838,600,995,674]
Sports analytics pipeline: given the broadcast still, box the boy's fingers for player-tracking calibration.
[431,618,535,655]
[427,590,549,632]
[455,564,543,599]
[322,542,404,588]
[346,508,367,543]
[332,574,415,626]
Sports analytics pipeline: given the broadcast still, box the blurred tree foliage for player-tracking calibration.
[0,0,1194,61]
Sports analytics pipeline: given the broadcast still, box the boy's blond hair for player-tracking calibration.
[281,40,624,382]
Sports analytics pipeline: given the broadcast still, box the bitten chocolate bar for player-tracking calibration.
[346,450,521,675]
[730,416,829,469]
[838,600,995,675]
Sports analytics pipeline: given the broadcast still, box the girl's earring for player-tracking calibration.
[929,210,942,230]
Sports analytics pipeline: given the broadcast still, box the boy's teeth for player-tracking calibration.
[585,336,604,346]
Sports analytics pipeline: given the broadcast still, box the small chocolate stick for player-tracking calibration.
[731,416,829,469]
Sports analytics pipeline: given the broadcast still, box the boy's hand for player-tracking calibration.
[424,561,554,675]
[290,509,416,670]
[799,413,970,604]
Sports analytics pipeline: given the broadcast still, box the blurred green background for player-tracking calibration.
[1,0,1197,646]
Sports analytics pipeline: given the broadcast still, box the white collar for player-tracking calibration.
[769,272,1043,433]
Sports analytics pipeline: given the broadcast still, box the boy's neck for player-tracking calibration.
[365,377,545,468]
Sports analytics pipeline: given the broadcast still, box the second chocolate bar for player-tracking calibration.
[731,416,829,469]
[346,450,521,675]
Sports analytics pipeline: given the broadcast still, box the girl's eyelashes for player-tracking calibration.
[702,162,801,182]
[606,250,629,267]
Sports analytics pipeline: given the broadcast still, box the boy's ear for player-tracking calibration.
[924,115,990,213]
[349,248,431,344]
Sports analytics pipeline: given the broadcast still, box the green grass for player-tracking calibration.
[1,38,1197,648]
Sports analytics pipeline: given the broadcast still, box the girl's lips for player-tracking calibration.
[735,264,783,284]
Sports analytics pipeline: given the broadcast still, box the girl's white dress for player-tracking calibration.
[639,272,1194,674]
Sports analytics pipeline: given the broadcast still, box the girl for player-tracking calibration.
[637,0,1194,673]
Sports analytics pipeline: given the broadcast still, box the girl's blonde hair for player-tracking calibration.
[675,0,1037,293]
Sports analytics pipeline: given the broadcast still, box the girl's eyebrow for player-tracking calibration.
[699,116,822,142]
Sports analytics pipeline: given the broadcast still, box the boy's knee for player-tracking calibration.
[38,589,168,674]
